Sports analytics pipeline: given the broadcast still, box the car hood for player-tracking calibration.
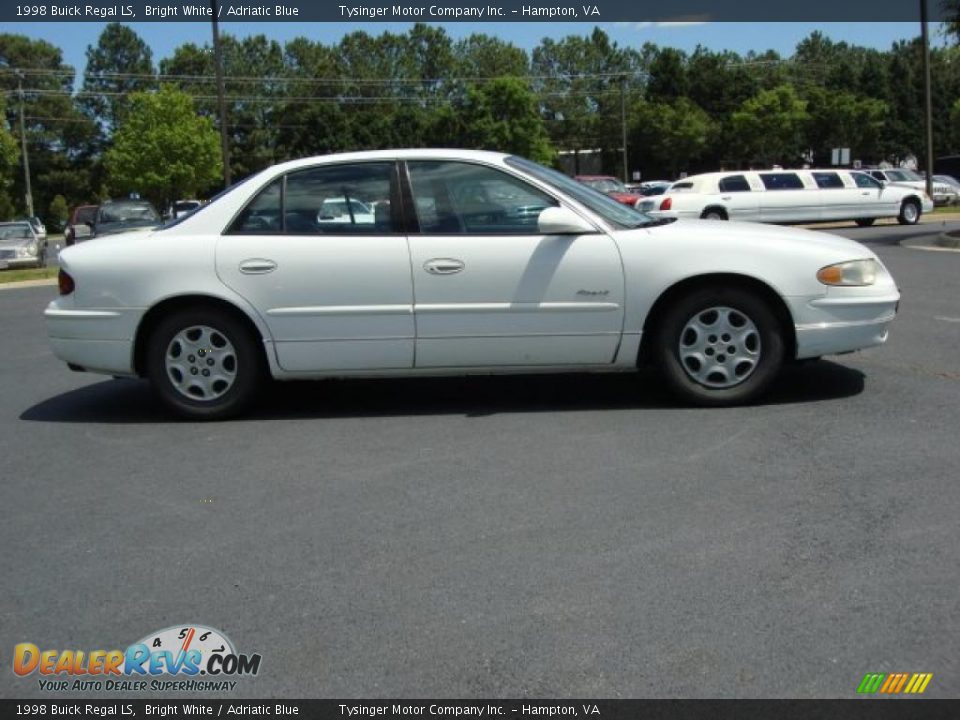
[0,239,31,249]
[635,218,877,258]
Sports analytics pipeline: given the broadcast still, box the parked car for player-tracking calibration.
[0,221,46,269]
[932,174,960,205]
[47,149,899,419]
[87,199,163,239]
[64,205,99,246]
[574,175,645,208]
[641,169,933,226]
[169,199,203,220]
[639,181,673,197]
[17,216,47,240]
[868,168,955,206]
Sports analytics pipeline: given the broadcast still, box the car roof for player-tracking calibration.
[265,148,510,176]
[574,175,617,180]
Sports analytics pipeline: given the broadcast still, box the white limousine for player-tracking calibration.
[641,169,933,226]
[46,150,899,419]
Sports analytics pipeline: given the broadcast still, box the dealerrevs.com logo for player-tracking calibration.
[13,624,262,692]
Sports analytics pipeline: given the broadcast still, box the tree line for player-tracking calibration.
[2,23,960,226]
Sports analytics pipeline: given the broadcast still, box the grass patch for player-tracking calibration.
[932,205,960,215]
[0,266,58,284]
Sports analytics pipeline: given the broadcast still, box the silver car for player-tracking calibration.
[0,222,46,270]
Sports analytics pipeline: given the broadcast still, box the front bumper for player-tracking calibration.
[0,254,43,269]
[790,289,900,359]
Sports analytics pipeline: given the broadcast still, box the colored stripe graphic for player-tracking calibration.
[857,673,886,693]
[857,672,932,694]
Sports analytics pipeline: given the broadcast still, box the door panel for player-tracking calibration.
[215,162,415,372]
[404,161,624,368]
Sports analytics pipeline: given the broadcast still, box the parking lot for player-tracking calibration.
[0,223,958,698]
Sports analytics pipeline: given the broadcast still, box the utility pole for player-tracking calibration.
[210,0,232,187]
[921,0,934,198]
[15,72,33,217]
[620,74,628,184]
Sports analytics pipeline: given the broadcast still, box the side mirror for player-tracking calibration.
[538,206,595,235]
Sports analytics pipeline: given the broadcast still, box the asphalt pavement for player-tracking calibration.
[0,223,957,699]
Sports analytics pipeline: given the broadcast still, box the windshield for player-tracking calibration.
[885,169,921,182]
[583,178,626,193]
[507,157,654,229]
[99,202,160,225]
[0,224,33,240]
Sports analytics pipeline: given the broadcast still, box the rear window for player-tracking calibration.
[718,175,751,193]
[761,173,804,191]
[670,181,696,192]
[75,207,97,224]
[813,172,844,189]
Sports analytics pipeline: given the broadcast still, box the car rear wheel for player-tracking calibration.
[855,218,876,227]
[146,307,263,420]
[701,208,727,221]
[897,198,921,225]
[653,287,785,406]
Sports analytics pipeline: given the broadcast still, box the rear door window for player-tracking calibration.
[813,172,845,189]
[760,173,804,191]
[718,175,751,192]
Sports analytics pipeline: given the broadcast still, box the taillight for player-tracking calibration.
[659,197,672,211]
[58,269,75,296]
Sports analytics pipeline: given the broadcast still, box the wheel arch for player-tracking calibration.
[133,294,270,377]
[637,273,797,366]
[700,205,729,220]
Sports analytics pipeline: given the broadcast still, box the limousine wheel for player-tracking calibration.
[855,218,876,227]
[898,199,921,225]
[654,287,784,406]
[146,307,263,420]
[701,208,727,221]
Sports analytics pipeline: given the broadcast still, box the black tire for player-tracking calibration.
[145,307,264,420]
[897,198,921,225]
[652,286,785,406]
[701,208,727,221]
[855,218,876,227]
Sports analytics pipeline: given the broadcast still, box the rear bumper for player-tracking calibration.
[45,301,142,375]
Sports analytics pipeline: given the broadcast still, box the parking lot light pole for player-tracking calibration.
[620,74,628,184]
[15,71,34,218]
[921,0,934,198]
[210,0,232,188]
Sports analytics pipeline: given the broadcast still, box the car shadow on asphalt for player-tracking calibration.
[20,360,865,424]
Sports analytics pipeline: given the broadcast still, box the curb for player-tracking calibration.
[936,231,960,249]
[0,278,58,291]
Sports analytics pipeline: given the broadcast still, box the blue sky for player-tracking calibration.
[0,21,946,74]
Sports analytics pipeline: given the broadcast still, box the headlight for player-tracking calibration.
[816,259,879,286]
[17,242,38,257]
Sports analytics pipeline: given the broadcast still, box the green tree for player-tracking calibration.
[48,193,69,231]
[104,85,221,209]
[80,23,154,132]
[731,84,810,167]
[0,34,97,215]
[632,98,715,178]
[434,77,554,163]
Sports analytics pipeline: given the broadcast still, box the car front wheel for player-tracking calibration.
[146,307,263,420]
[653,287,785,406]
[897,198,921,225]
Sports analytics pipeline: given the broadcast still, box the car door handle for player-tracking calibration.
[423,258,464,275]
[239,258,277,274]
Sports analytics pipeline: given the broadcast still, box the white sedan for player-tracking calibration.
[46,150,900,419]
[641,169,933,226]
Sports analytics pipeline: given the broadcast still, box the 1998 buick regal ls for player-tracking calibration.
[46,150,900,420]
